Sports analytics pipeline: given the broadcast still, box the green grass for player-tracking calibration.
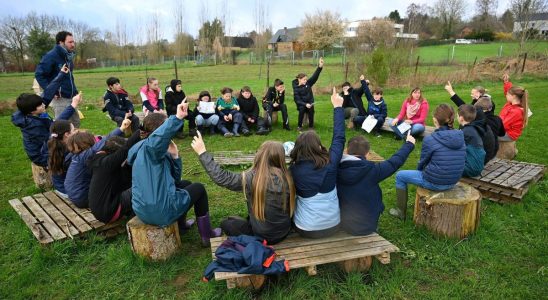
[0,65,547,299]
[417,41,548,64]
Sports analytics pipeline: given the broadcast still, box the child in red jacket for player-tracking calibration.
[499,74,528,141]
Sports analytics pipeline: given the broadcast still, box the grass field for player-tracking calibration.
[0,63,547,299]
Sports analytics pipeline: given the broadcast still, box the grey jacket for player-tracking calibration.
[199,152,292,243]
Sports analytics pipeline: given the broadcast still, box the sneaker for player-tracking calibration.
[224,132,233,138]
[242,129,252,136]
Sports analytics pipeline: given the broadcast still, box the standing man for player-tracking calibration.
[35,31,79,127]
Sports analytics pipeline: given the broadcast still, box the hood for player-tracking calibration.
[469,119,486,137]
[127,140,145,165]
[290,160,328,196]
[432,128,465,150]
[11,110,26,128]
[338,154,374,185]
[170,79,182,94]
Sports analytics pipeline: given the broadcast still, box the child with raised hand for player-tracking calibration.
[500,83,529,142]
[289,87,345,238]
[445,81,497,164]
[216,87,242,137]
[127,102,220,246]
[389,87,429,139]
[353,74,387,137]
[292,57,324,132]
[237,86,269,135]
[339,77,367,130]
[194,91,220,135]
[140,77,165,116]
[338,132,415,235]
[458,104,486,177]
[389,104,465,220]
[64,119,131,208]
[192,131,295,244]
[12,65,81,169]
[103,77,140,133]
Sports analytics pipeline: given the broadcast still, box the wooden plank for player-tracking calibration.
[56,193,104,229]
[21,196,66,240]
[9,199,54,244]
[33,193,79,238]
[278,240,393,261]
[43,191,92,233]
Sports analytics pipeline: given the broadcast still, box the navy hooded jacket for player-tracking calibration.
[35,45,78,98]
[203,235,289,281]
[337,142,414,235]
[418,126,466,186]
[292,66,322,108]
[102,89,135,119]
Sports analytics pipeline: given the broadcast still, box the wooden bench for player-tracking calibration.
[459,158,545,203]
[9,191,125,244]
[380,119,435,137]
[209,232,399,289]
[212,150,384,166]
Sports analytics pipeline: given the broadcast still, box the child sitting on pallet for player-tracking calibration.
[127,103,221,246]
[500,74,529,142]
[337,134,415,235]
[389,87,429,139]
[216,87,242,137]
[12,65,81,170]
[389,104,466,220]
[289,87,344,238]
[48,120,75,197]
[192,133,296,245]
[458,104,486,177]
[103,77,140,133]
[352,74,387,137]
[64,120,131,208]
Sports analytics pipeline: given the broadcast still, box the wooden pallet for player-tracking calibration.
[209,232,399,289]
[212,150,384,166]
[460,158,545,203]
[380,119,435,137]
[9,191,126,244]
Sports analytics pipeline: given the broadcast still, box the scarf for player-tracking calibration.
[406,100,421,119]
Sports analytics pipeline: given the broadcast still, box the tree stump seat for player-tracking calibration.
[126,216,182,261]
[414,182,481,239]
[31,163,52,190]
[496,140,517,160]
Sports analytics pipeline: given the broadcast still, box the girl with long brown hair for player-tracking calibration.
[48,120,74,197]
[192,134,296,245]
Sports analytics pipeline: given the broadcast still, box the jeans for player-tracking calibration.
[395,170,455,191]
[195,114,219,127]
[388,118,425,138]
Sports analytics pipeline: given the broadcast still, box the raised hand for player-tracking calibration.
[71,91,82,108]
[503,73,510,83]
[444,81,455,96]
[176,102,188,120]
[359,74,365,81]
[319,57,324,68]
[120,118,132,131]
[167,140,179,159]
[406,131,416,145]
[331,87,343,108]
[191,130,207,155]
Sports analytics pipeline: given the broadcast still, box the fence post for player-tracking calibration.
[414,56,420,76]
[174,59,178,80]
[451,45,455,62]
[266,58,270,88]
[499,45,503,57]
[521,52,528,73]
[344,62,349,82]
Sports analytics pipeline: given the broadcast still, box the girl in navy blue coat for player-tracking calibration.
[292,57,324,131]
[289,88,345,238]
[390,104,466,220]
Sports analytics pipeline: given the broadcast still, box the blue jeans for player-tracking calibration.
[388,118,425,138]
[395,170,455,191]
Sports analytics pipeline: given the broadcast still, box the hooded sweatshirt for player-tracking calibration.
[462,122,486,177]
[337,142,414,235]
[340,85,367,116]
[165,79,186,116]
[237,93,260,121]
[418,126,466,186]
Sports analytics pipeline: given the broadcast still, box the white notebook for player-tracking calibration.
[361,115,378,133]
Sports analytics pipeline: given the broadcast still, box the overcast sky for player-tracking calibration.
[2,0,512,42]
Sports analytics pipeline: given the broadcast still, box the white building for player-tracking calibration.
[513,12,548,38]
[344,20,419,40]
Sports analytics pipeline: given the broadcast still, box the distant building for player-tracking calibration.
[344,20,419,40]
[268,27,304,54]
[223,36,255,51]
[513,12,548,38]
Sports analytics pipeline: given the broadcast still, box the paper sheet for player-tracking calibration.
[197,101,215,114]
[397,122,412,134]
[361,115,378,133]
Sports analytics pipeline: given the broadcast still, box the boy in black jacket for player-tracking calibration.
[103,77,140,133]
[237,86,269,135]
[337,134,415,235]
[263,79,290,131]
[292,57,324,131]
[340,79,367,129]
[165,79,197,138]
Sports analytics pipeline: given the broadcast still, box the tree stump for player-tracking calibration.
[338,256,373,273]
[31,163,52,190]
[226,275,266,289]
[496,141,517,160]
[413,182,481,239]
[126,216,182,261]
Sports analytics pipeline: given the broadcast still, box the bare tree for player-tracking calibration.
[301,10,345,50]
[115,17,129,64]
[357,19,397,50]
[67,20,100,62]
[432,0,467,39]
[477,0,499,16]
[146,10,162,62]
[405,3,432,36]
[253,0,270,61]
[511,0,548,53]
[0,16,27,72]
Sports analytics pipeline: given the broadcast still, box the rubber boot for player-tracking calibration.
[177,213,195,235]
[233,123,240,137]
[389,188,408,221]
[197,212,222,247]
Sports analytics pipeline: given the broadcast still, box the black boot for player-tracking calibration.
[177,213,195,235]
[256,126,269,135]
[389,188,408,221]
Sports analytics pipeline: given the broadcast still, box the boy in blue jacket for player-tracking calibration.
[127,102,221,246]
[103,77,140,133]
[12,67,81,169]
[390,104,466,220]
[352,74,388,137]
[458,104,486,177]
[338,133,415,235]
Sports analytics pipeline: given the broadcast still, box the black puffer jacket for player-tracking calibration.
[292,67,322,108]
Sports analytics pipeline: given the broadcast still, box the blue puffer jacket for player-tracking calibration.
[35,45,78,98]
[462,123,486,177]
[11,72,75,167]
[127,115,190,227]
[64,128,123,207]
[418,126,466,186]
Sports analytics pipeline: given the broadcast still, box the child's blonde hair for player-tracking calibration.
[508,86,529,128]
[242,141,295,221]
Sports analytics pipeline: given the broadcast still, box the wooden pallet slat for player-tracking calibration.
[56,193,105,229]
[33,193,79,238]
[212,150,384,166]
[9,199,54,244]
[42,191,92,233]
[21,196,66,240]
